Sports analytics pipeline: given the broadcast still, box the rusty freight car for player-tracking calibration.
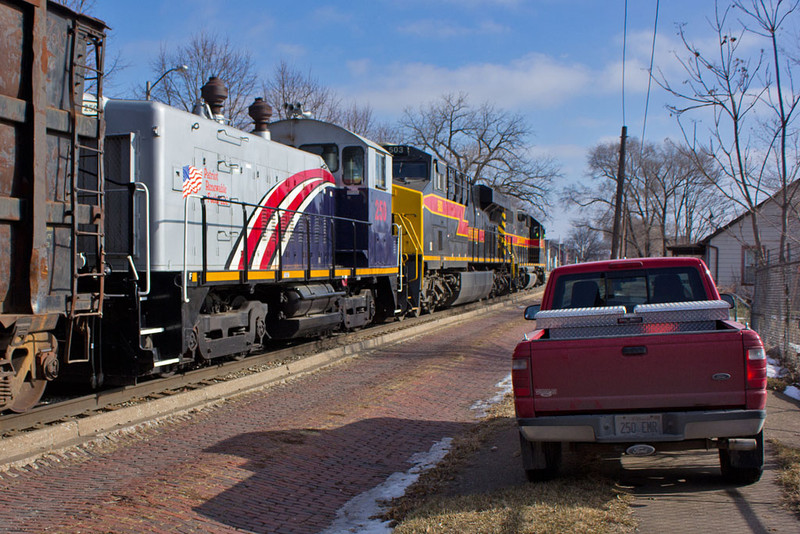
[0,0,106,411]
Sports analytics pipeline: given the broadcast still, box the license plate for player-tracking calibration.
[615,414,662,436]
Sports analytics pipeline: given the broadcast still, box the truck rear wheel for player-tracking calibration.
[519,433,562,481]
[719,430,764,485]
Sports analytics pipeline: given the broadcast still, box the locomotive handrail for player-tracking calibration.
[394,212,422,256]
[182,194,376,298]
[393,223,403,292]
[393,213,422,285]
[182,193,202,303]
[132,181,151,296]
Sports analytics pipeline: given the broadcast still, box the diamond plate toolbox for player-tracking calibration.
[534,300,730,339]
[632,300,730,323]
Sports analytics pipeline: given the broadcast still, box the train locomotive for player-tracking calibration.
[0,0,544,412]
[384,145,546,315]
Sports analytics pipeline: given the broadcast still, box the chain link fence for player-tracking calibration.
[751,260,800,376]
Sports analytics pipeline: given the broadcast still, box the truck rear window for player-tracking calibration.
[550,267,706,311]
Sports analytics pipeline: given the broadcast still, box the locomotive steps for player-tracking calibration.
[0,292,535,467]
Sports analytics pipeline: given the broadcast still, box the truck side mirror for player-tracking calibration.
[524,304,540,320]
[720,293,737,321]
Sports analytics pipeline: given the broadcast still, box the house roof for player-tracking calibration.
[699,180,800,244]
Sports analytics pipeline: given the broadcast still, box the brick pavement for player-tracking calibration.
[0,304,528,534]
[626,391,800,533]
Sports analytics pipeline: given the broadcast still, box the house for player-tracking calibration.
[677,182,800,296]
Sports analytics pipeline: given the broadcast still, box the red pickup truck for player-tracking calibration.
[512,257,767,483]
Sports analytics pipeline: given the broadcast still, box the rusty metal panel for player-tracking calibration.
[0,1,26,100]
[0,0,35,314]
[0,0,106,317]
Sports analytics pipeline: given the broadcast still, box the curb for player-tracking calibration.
[0,296,533,465]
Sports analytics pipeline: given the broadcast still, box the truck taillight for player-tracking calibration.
[746,346,767,390]
[512,345,532,398]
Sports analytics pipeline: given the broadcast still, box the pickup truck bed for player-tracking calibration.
[512,258,767,484]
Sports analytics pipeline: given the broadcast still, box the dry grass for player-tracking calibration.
[390,479,634,534]
[384,396,636,533]
[771,439,800,514]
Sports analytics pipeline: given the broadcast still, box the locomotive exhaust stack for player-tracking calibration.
[200,76,228,123]
[248,98,273,139]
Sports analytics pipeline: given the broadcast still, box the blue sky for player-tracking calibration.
[94,0,772,239]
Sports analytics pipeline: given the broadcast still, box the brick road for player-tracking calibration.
[0,304,528,534]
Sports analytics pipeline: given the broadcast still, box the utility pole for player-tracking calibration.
[610,126,627,259]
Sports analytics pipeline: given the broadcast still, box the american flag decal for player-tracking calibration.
[182,165,203,198]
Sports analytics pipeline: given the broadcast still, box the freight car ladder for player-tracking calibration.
[65,21,107,364]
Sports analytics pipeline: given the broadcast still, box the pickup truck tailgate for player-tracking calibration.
[530,330,746,413]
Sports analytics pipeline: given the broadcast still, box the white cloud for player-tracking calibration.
[347,53,593,117]
[346,59,372,77]
[275,43,307,60]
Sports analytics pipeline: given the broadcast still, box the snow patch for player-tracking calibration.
[766,358,800,401]
[784,385,800,402]
[319,438,453,534]
[767,357,783,378]
[470,373,512,418]
[321,374,513,533]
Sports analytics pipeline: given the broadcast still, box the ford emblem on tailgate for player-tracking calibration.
[712,373,731,381]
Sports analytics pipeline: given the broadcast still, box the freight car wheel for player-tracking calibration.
[6,336,52,413]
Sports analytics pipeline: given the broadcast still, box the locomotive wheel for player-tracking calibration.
[6,337,49,413]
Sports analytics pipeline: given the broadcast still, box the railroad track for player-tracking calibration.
[0,290,539,438]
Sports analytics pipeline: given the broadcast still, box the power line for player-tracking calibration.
[621,0,628,126]
[641,0,660,151]
[612,0,630,259]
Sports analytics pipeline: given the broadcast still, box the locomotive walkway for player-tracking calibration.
[0,302,531,533]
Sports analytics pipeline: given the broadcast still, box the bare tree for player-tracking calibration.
[399,92,557,211]
[263,61,396,140]
[264,61,341,122]
[735,0,800,262]
[565,138,726,257]
[657,3,770,263]
[148,31,257,129]
[55,0,97,12]
[566,223,609,263]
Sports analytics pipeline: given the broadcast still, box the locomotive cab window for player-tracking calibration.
[375,152,387,189]
[299,143,339,172]
[343,146,364,186]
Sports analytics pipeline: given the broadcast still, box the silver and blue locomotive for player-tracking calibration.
[99,80,400,384]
